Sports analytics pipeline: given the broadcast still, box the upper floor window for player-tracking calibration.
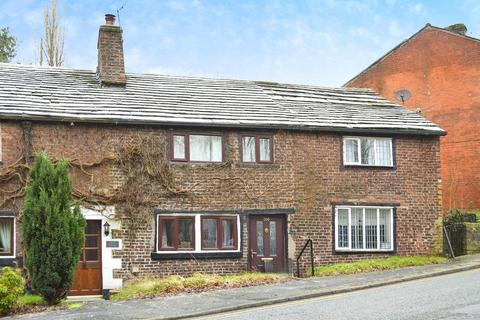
[335,206,394,252]
[171,132,223,162]
[0,217,14,257]
[241,134,273,163]
[343,137,393,167]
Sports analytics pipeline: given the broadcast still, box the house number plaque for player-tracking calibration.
[106,240,120,248]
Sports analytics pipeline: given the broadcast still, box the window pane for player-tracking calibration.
[0,219,12,254]
[351,208,363,249]
[375,139,392,166]
[344,139,359,163]
[178,219,194,249]
[365,209,378,249]
[161,219,174,248]
[360,138,375,165]
[190,135,222,162]
[202,218,218,248]
[259,138,271,161]
[85,221,100,234]
[337,209,349,248]
[256,221,264,256]
[85,249,99,261]
[173,135,186,159]
[242,136,256,162]
[222,220,235,248]
[85,236,98,248]
[269,221,277,256]
[379,209,392,249]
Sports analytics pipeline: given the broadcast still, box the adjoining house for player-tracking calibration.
[345,23,480,212]
[0,15,444,296]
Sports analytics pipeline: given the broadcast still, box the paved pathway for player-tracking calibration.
[11,254,480,320]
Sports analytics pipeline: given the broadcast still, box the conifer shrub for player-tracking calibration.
[22,153,85,305]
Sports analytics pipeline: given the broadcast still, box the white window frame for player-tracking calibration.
[0,216,16,259]
[343,136,393,167]
[156,213,241,254]
[334,206,394,252]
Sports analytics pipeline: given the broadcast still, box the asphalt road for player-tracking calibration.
[192,269,480,320]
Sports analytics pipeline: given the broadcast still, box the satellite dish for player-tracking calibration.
[394,89,412,103]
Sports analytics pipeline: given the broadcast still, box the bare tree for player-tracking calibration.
[39,0,64,67]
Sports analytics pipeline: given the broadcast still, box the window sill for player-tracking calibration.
[334,249,394,254]
[0,257,19,267]
[237,163,279,168]
[343,164,395,169]
[170,161,230,167]
[151,251,243,260]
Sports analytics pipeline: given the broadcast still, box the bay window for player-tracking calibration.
[171,132,223,162]
[0,217,14,257]
[241,134,273,163]
[343,137,393,167]
[335,206,393,252]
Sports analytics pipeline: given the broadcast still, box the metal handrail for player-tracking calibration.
[443,225,455,259]
[296,239,314,277]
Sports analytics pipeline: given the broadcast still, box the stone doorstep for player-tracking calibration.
[66,295,103,302]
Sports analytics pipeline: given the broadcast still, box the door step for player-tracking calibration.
[66,295,103,301]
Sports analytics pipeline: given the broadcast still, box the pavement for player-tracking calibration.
[11,254,480,320]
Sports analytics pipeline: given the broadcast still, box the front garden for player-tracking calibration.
[112,272,289,301]
[313,256,448,277]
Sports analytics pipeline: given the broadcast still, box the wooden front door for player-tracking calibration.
[249,215,286,272]
[69,220,102,296]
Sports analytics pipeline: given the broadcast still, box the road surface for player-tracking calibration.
[192,269,480,320]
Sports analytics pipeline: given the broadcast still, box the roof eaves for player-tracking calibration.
[0,113,447,136]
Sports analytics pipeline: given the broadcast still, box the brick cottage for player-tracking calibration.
[0,15,444,296]
[345,23,480,212]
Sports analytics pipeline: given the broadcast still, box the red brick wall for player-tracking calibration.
[0,120,441,277]
[346,26,480,212]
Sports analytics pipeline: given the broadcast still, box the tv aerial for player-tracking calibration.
[394,89,411,103]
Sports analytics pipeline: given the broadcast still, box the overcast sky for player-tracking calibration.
[1,0,479,86]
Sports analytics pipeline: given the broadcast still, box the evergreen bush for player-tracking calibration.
[0,267,24,314]
[22,153,85,305]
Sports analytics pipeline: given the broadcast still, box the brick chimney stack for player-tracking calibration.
[445,23,467,36]
[97,14,126,86]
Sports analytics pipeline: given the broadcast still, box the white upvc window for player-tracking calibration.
[335,206,394,252]
[343,137,393,167]
[0,216,15,258]
[156,213,241,254]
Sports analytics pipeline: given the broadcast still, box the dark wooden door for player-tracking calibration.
[249,215,286,272]
[69,220,102,296]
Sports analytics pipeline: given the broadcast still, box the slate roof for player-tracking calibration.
[0,63,444,136]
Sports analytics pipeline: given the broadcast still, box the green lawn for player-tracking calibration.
[314,256,449,277]
[17,294,44,307]
[112,272,289,301]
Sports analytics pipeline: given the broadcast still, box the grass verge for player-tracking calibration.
[17,294,44,307]
[112,272,289,301]
[314,256,449,277]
